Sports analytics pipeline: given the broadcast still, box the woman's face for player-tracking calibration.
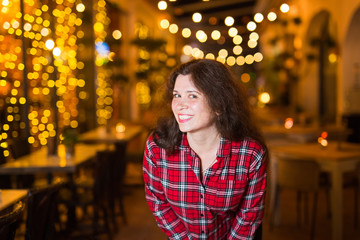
[171,74,217,135]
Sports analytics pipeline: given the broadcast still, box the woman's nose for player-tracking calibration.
[177,98,188,109]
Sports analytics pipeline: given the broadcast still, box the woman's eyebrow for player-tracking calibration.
[173,89,201,94]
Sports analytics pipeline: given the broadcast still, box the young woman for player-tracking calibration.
[143,59,267,239]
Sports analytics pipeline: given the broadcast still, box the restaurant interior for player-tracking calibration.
[0,0,360,239]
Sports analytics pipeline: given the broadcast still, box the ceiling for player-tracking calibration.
[151,0,259,55]
[166,0,257,28]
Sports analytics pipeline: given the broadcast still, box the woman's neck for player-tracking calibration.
[187,128,221,155]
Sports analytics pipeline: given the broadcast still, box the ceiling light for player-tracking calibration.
[158,1,167,10]
[192,12,202,23]
[224,16,234,26]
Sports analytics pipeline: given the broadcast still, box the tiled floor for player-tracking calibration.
[108,163,360,240]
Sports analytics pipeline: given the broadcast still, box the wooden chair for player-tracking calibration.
[106,149,128,231]
[0,201,25,240]
[7,138,34,188]
[0,150,12,189]
[57,151,112,239]
[270,156,322,240]
[25,181,65,240]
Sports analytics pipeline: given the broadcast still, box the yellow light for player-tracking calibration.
[233,35,242,44]
[19,97,26,104]
[169,24,178,34]
[319,138,328,147]
[76,3,85,12]
[41,28,50,36]
[224,16,234,26]
[196,30,207,42]
[2,0,9,7]
[247,21,257,31]
[216,56,226,64]
[192,12,202,23]
[211,30,221,40]
[254,13,264,23]
[160,19,170,29]
[267,12,277,21]
[284,118,294,129]
[236,56,245,65]
[53,47,61,56]
[183,45,192,55]
[205,53,215,59]
[249,32,259,41]
[259,92,270,104]
[280,3,290,13]
[116,122,126,133]
[3,150,9,157]
[3,22,10,29]
[158,1,167,10]
[254,52,263,62]
[228,27,238,37]
[3,124,9,131]
[70,120,78,128]
[248,39,257,48]
[218,49,228,58]
[329,53,337,63]
[233,46,242,55]
[94,22,104,32]
[226,56,236,66]
[112,30,122,39]
[182,28,191,38]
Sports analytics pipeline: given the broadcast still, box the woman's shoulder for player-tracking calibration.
[229,137,267,154]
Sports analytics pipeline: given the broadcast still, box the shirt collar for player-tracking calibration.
[179,133,232,158]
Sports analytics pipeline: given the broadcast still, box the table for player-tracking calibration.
[79,124,144,163]
[0,189,28,211]
[262,124,350,143]
[0,143,107,230]
[79,124,144,145]
[0,143,107,176]
[270,142,360,240]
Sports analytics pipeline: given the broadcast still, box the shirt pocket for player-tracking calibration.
[206,178,247,214]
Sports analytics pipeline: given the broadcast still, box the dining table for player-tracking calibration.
[78,123,144,160]
[0,143,107,230]
[261,124,351,143]
[0,143,107,180]
[0,189,28,212]
[79,124,143,145]
[270,141,360,240]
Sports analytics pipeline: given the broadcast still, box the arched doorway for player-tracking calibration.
[342,7,360,114]
[304,11,338,124]
[342,6,360,142]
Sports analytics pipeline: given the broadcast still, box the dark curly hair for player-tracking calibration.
[153,58,265,152]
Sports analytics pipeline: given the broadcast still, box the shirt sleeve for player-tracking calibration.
[227,142,267,240]
[142,136,190,240]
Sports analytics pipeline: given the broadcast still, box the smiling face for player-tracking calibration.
[171,74,218,135]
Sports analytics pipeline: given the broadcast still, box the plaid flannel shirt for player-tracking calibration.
[143,133,267,240]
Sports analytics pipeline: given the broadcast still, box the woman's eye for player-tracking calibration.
[189,94,198,99]
[173,93,180,98]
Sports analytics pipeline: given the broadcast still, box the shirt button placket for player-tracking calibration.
[199,190,206,238]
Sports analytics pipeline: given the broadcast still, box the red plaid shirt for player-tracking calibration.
[143,133,267,240]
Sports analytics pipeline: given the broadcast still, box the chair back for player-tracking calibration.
[7,138,31,160]
[0,150,12,188]
[25,181,64,240]
[277,156,320,192]
[0,201,25,240]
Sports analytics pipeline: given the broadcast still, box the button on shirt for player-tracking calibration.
[143,133,267,240]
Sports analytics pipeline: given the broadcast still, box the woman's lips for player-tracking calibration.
[178,114,192,123]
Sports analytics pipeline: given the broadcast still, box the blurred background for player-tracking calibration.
[1,0,359,148]
[1,0,360,240]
